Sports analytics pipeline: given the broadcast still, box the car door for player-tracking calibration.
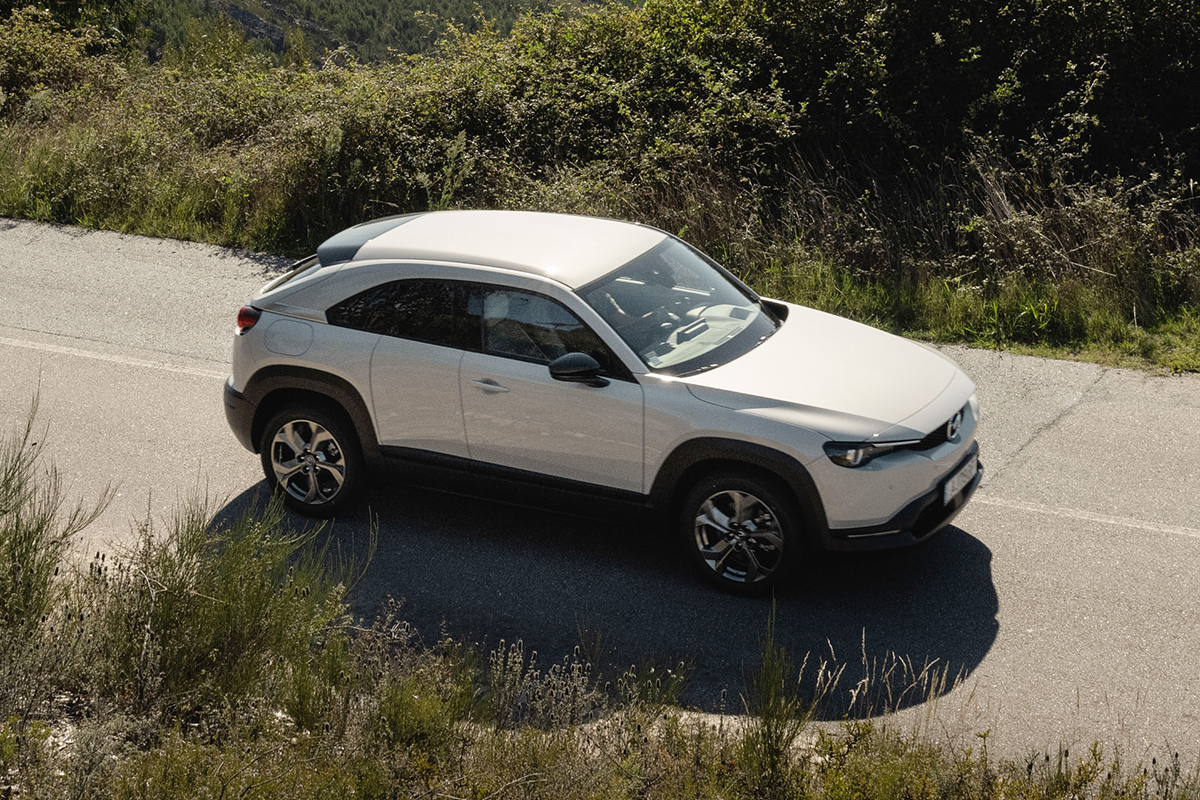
[326,278,470,458]
[459,285,645,493]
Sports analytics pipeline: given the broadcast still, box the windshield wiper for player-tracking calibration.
[675,363,720,377]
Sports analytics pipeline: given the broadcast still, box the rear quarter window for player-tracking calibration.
[326,279,468,349]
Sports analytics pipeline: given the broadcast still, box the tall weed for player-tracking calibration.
[78,495,364,720]
[0,398,108,725]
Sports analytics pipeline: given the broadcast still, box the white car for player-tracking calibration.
[224,210,981,592]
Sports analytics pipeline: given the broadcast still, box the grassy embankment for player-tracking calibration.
[2,0,1199,370]
[3,405,1199,798]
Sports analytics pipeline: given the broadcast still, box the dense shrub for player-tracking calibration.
[0,7,125,116]
[74,495,360,718]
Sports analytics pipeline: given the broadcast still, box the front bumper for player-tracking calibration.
[824,443,982,552]
[223,377,257,453]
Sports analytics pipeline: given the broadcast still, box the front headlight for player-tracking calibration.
[823,439,920,468]
[968,391,980,421]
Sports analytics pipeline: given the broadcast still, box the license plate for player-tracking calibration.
[943,453,977,505]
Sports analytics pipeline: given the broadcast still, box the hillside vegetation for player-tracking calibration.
[1,0,1199,368]
[0,0,561,57]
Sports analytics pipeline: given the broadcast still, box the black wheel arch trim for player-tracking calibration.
[235,366,381,464]
[649,437,830,545]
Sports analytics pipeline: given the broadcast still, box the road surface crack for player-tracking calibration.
[989,367,1109,482]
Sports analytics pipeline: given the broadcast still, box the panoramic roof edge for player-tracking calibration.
[315,213,421,267]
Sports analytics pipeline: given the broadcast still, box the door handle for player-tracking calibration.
[472,379,509,393]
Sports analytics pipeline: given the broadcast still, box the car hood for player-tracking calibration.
[682,303,972,440]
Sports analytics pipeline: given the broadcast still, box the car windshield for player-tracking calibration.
[580,239,779,376]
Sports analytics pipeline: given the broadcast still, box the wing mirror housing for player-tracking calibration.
[548,352,609,387]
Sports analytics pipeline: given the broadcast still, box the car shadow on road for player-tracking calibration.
[215,478,999,718]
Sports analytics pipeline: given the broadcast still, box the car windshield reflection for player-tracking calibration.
[580,239,779,375]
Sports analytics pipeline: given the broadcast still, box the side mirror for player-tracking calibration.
[548,352,609,387]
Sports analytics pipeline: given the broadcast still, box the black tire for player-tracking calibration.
[259,404,363,517]
[679,471,803,593]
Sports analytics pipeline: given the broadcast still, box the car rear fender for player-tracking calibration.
[242,366,381,465]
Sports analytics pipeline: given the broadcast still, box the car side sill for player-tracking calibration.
[379,445,653,517]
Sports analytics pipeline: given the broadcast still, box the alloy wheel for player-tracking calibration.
[693,489,784,585]
[268,418,346,506]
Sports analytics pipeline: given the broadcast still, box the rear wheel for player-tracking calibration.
[680,471,802,593]
[259,405,362,517]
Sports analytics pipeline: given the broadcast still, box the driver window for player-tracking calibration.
[468,287,622,375]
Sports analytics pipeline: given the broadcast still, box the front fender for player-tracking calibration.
[648,437,832,548]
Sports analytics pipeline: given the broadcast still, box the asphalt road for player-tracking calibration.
[2,218,1199,757]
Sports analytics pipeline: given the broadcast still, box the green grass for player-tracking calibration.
[744,251,1200,372]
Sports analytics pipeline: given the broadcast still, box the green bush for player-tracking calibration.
[75,496,358,718]
[0,7,125,116]
[740,614,810,799]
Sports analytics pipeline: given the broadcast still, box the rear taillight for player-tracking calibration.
[236,306,262,334]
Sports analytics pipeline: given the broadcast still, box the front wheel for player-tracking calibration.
[259,405,363,517]
[680,472,802,593]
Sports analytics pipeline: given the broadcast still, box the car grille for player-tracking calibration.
[911,405,967,451]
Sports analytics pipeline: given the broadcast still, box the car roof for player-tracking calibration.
[316,210,668,289]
